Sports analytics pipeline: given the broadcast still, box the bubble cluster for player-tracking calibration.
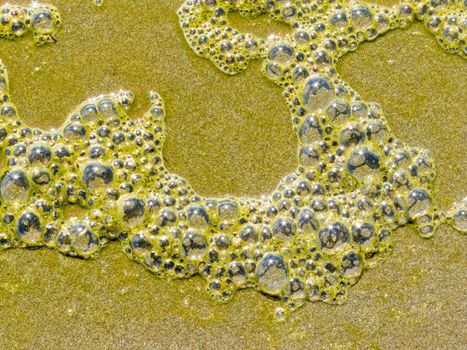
[407,0,467,57]
[0,0,465,319]
[0,3,61,44]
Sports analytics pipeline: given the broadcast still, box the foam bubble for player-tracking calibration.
[0,0,465,319]
[0,3,61,44]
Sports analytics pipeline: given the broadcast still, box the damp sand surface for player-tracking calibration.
[0,0,466,349]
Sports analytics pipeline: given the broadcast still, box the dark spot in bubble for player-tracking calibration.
[82,162,114,190]
[32,11,54,34]
[325,262,337,272]
[0,169,30,202]
[64,123,86,140]
[302,76,334,111]
[228,262,246,284]
[89,146,106,159]
[80,104,98,122]
[123,197,145,222]
[145,252,162,270]
[260,226,272,241]
[347,147,380,177]
[310,198,327,212]
[67,223,99,254]
[11,20,25,34]
[407,188,431,218]
[17,212,42,241]
[330,12,348,28]
[3,213,14,225]
[215,234,231,250]
[295,31,310,43]
[130,232,153,255]
[351,222,375,245]
[297,209,319,232]
[157,208,176,227]
[240,225,258,242]
[268,43,294,64]
[341,251,362,277]
[97,126,111,138]
[28,145,52,165]
[32,169,51,186]
[299,145,320,166]
[55,146,71,158]
[318,222,349,251]
[98,100,118,118]
[181,230,207,260]
[272,217,296,240]
[299,114,322,142]
[351,7,373,29]
[187,205,210,229]
[1,103,17,118]
[0,128,7,142]
[13,144,26,156]
[112,132,125,145]
[218,200,238,221]
[293,66,309,82]
[256,253,289,295]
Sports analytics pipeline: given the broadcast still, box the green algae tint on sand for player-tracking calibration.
[0,0,465,337]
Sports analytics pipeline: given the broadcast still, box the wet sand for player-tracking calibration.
[0,0,465,349]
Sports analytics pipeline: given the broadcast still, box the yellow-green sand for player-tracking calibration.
[0,0,465,348]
